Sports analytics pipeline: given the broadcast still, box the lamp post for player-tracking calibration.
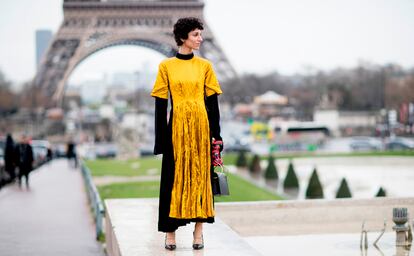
[392,208,412,246]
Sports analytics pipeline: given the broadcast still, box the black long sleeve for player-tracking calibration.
[154,97,168,155]
[205,93,222,141]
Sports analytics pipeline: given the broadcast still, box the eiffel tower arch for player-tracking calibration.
[34,0,237,106]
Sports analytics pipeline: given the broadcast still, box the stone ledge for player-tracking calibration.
[105,197,414,255]
[105,198,261,256]
[215,197,414,236]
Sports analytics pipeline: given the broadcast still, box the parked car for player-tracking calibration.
[222,135,251,153]
[0,148,4,167]
[225,141,251,153]
[95,143,118,158]
[30,140,50,168]
[385,137,414,150]
[53,143,67,158]
[0,137,5,151]
[139,144,154,156]
[349,137,383,151]
[0,147,5,181]
[32,146,47,168]
[77,143,96,160]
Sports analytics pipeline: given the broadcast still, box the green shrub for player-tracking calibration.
[305,167,324,199]
[236,150,248,167]
[249,154,261,174]
[335,178,352,198]
[376,187,386,197]
[283,161,299,189]
[264,155,278,180]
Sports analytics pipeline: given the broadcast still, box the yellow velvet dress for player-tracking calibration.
[151,55,222,220]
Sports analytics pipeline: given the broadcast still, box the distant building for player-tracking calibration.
[111,72,140,90]
[111,70,156,91]
[233,103,253,119]
[35,30,53,69]
[314,109,379,136]
[63,89,82,110]
[99,104,115,119]
[105,85,132,103]
[80,80,106,104]
[253,91,289,119]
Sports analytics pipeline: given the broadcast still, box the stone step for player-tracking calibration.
[105,198,261,256]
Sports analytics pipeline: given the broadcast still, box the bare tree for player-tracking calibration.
[0,70,17,116]
[221,63,413,118]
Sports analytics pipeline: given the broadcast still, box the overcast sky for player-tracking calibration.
[1,0,414,85]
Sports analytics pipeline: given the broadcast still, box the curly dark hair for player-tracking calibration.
[173,17,204,46]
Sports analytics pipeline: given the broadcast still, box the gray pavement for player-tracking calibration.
[105,199,261,256]
[0,159,105,256]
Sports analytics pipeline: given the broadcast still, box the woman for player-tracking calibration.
[4,134,17,182]
[151,17,223,250]
[16,134,33,187]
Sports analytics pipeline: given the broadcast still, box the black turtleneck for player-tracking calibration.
[176,52,194,60]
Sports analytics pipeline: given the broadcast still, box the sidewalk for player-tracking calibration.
[0,159,105,256]
[105,199,261,256]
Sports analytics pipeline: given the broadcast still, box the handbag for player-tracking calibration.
[212,164,230,196]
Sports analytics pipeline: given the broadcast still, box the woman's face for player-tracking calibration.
[182,29,203,50]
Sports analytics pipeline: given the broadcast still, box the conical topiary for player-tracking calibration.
[264,155,278,180]
[305,167,324,199]
[283,161,299,189]
[249,154,261,174]
[376,187,386,197]
[335,178,352,198]
[236,150,248,168]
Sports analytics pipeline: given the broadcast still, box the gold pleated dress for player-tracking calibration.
[151,55,222,219]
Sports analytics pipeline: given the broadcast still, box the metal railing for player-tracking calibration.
[80,161,105,240]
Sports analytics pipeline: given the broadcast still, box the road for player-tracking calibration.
[0,159,105,256]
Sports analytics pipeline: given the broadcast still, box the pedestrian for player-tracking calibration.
[151,17,224,250]
[66,139,77,168]
[4,134,18,182]
[46,146,53,162]
[16,134,34,187]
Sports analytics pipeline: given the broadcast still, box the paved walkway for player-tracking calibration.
[0,159,105,256]
[105,199,261,256]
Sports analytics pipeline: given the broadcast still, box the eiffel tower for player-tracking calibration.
[34,0,237,106]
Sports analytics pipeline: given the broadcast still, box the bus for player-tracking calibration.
[269,121,330,151]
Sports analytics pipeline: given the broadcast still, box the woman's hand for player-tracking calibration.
[212,139,223,166]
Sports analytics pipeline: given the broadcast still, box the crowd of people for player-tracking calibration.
[0,134,78,188]
[1,134,78,189]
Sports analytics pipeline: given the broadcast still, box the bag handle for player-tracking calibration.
[214,163,229,174]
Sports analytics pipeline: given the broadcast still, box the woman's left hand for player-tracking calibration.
[212,139,223,166]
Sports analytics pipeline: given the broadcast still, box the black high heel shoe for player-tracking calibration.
[165,234,176,250]
[192,232,204,250]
